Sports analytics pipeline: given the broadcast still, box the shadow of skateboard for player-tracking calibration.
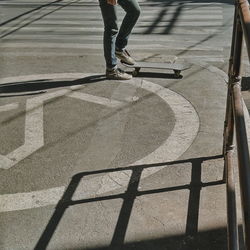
[121,61,191,77]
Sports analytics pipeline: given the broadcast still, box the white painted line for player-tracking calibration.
[38,14,222,20]
[0,43,223,51]
[0,27,220,34]
[192,60,228,82]
[1,34,224,43]
[25,17,223,25]
[2,21,222,27]
[67,92,124,108]
[0,52,226,63]
[0,187,65,211]
[0,156,15,170]
[6,99,45,166]
[0,80,126,169]
[0,103,19,112]
[0,21,222,30]
[131,79,199,178]
[0,1,221,5]
[0,1,221,4]
[0,73,199,212]
[0,98,45,169]
[45,10,222,15]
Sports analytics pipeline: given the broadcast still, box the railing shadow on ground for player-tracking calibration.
[0,0,234,39]
[0,0,64,26]
[0,0,82,39]
[59,227,244,250]
[34,154,227,250]
[140,0,233,35]
[147,0,233,3]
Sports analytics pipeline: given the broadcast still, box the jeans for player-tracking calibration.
[99,0,141,69]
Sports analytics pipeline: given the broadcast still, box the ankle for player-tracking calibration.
[115,47,124,52]
[106,65,117,72]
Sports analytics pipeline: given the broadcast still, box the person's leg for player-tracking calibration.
[99,0,119,69]
[115,0,141,51]
[99,0,133,80]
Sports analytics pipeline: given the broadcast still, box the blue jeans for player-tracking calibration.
[99,0,141,69]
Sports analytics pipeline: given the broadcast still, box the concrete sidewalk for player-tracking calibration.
[0,52,234,249]
[0,0,242,249]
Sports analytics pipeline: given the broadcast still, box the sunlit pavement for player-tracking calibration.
[0,1,248,249]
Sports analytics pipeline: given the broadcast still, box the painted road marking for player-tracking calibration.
[0,103,19,112]
[0,73,199,212]
[0,85,125,169]
[67,92,124,108]
[0,42,223,51]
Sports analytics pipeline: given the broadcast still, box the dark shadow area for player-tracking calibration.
[126,71,183,79]
[146,0,233,4]
[241,76,250,91]
[143,0,174,34]
[0,74,106,94]
[65,228,228,250]
[164,2,184,35]
[35,154,228,250]
[59,226,244,250]
[0,0,64,26]
[0,91,47,98]
[136,0,233,35]
[0,0,233,39]
[0,0,81,39]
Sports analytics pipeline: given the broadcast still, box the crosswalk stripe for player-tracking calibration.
[1,0,222,4]
[0,12,223,22]
[27,14,223,20]
[0,42,224,51]
[0,21,223,29]
[1,35,230,46]
[0,26,222,33]
[0,1,225,62]
[0,51,225,59]
[22,15,223,22]
[53,9,223,12]
[46,8,223,13]
[0,34,223,41]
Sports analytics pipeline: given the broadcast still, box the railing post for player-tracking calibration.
[223,4,240,249]
[230,1,250,248]
[232,78,250,249]
[224,88,239,250]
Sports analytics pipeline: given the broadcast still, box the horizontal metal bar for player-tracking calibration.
[232,81,250,249]
[225,149,239,250]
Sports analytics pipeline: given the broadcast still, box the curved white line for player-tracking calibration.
[0,73,199,212]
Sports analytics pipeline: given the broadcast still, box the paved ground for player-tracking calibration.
[0,0,248,249]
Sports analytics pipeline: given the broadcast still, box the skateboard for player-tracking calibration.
[121,61,191,77]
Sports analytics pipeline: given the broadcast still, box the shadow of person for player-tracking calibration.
[0,74,106,96]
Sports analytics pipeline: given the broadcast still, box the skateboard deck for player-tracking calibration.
[121,61,191,77]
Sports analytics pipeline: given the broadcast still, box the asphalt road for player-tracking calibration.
[1,1,247,249]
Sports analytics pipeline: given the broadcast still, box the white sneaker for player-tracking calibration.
[106,68,132,80]
[115,49,135,65]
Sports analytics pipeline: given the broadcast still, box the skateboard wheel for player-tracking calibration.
[132,70,138,77]
[174,70,181,77]
[132,68,140,77]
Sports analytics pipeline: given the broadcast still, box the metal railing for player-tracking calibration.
[223,0,250,249]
